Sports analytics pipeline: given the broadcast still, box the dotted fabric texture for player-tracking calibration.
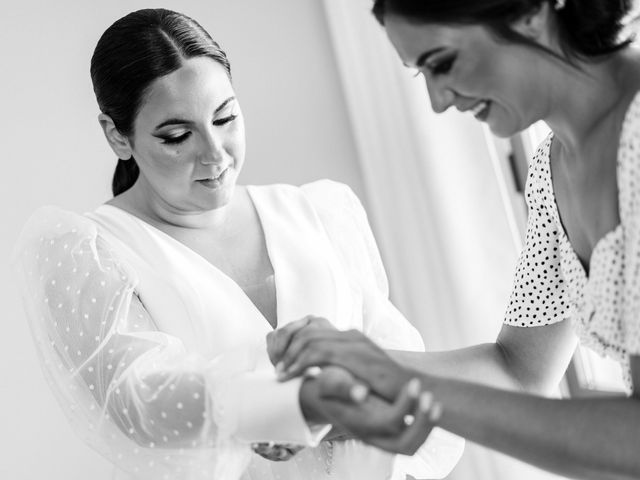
[14,181,463,479]
[505,92,640,391]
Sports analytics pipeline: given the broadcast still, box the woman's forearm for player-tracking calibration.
[389,344,527,392]
[389,321,578,396]
[425,375,640,480]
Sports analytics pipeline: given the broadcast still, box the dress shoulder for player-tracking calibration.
[13,205,139,288]
[300,179,389,296]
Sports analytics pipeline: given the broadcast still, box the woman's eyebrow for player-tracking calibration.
[153,96,236,130]
[403,47,446,69]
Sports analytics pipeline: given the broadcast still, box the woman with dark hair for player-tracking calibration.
[13,7,463,480]
[270,0,640,478]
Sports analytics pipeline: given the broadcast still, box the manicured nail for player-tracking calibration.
[419,391,433,412]
[407,378,421,398]
[350,384,369,403]
[429,402,443,423]
[275,362,284,374]
[304,366,322,379]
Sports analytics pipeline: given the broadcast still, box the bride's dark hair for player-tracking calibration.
[372,0,635,58]
[90,8,232,196]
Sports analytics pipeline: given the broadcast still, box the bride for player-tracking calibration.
[13,8,462,480]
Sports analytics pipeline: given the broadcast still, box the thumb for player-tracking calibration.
[317,366,369,404]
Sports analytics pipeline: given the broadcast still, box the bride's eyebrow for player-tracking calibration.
[153,96,237,130]
[214,96,236,114]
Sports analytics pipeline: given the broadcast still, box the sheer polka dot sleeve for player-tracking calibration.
[13,208,260,479]
[504,144,571,327]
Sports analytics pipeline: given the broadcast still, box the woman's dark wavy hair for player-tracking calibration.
[90,8,232,196]
[372,0,635,59]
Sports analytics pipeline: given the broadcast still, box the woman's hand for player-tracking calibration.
[267,315,336,365]
[300,367,443,455]
[268,316,411,401]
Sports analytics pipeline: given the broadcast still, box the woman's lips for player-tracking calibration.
[196,168,231,188]
[470,100,491,121]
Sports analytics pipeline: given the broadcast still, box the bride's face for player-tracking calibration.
[129,56,246,212]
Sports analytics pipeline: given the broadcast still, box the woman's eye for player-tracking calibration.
[429,56,455,75]
[212,114,238,126]
[162,132,191,145]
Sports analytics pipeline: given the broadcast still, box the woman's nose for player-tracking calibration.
[199,133,225,165]
[425,77,454,114]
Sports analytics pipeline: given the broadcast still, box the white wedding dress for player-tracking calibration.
[14,180,464,480]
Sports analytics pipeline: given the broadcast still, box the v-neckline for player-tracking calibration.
[544,91,640,278]
[545,133,621,279]
[545,98,640,281]
[97,185,280,330]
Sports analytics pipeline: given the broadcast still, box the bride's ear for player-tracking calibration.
[98,113,133,160]
[510,2,553,42]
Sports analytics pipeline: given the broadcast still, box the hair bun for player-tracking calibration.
[555,0,635,56]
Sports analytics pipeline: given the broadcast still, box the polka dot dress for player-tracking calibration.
[505,91,640,391]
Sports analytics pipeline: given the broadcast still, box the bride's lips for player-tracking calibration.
[196,167,231,188]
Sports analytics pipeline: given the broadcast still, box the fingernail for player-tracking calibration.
[304,366,322,379]
[350,384,369,403]
[407,378,421,398]
[429,402,443,423]
[419,391,433,412]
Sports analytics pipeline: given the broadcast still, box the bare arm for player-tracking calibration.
[419,356,640,480]
[390,320,578,394]
[272,318,640,479]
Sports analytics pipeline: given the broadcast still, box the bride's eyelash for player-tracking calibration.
[160,114,238,145]
[162,132,191,145]
[212,114,238,126]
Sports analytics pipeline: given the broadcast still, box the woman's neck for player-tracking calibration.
[543,49,638,157]
[108,178,239,234]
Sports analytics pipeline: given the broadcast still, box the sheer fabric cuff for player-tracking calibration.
[220,372,331,446]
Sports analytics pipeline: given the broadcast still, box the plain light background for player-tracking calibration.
[1,1,366,478]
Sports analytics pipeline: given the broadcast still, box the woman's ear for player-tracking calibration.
[98,113,133,160]
[510,1,553,41]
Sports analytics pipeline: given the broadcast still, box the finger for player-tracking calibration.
[279,327,365,373]
[316,366,369,403]
[380,377,423,435]
[324,377,422,438]
[267,316,312,366]
[278,330,348,374]
[374,392,440,455]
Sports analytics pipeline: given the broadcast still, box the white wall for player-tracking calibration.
[0,1,362,478]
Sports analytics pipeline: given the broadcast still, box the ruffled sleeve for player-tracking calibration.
[504,136,571,327]
[12,207,318,480]
[301,180,464,479]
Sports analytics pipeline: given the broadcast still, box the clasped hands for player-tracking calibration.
[266,315,443,456]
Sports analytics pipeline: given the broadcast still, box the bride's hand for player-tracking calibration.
[268,316,410,401]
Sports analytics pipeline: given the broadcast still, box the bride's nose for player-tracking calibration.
[199,131,225,165]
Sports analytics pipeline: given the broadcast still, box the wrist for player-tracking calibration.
[299,377,327,424]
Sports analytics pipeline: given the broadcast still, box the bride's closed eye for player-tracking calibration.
[161,132,191,145]
[159,114,239,145]
[212,113,238,126]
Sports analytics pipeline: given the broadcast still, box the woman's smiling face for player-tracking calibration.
[128,56,246,212]
[384,14,549,137]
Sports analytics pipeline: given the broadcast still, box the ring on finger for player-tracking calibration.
[403,414,415,427]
